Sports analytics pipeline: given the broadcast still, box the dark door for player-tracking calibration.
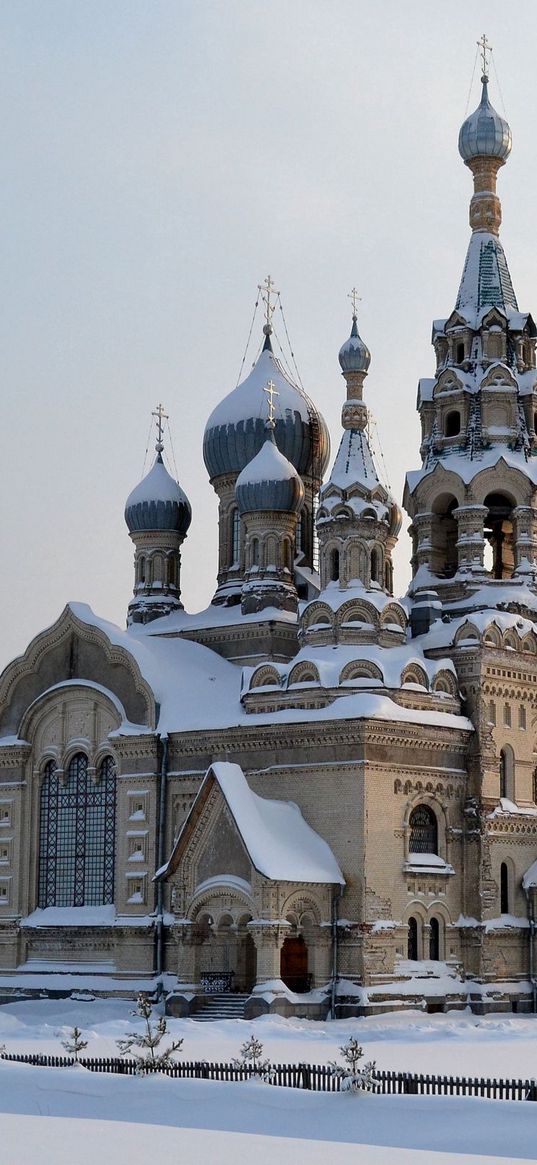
[280,935,309,993]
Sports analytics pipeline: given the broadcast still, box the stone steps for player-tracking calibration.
[193,993,249,1021]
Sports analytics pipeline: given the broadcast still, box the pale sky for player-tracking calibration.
[2,0,537,671]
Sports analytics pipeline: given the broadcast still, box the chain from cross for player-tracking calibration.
[258,274,279,329]
[152,402,169,451]
[348,287,362,317]
[263,379,279,426]
[477,33,492,77]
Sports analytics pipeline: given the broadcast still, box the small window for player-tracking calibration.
[429,917,440,961]
[138,556,146,584]
[500,863,509,914]
[251,537,259,567]
[444,410,461,437]
[504,704,511,728]
[456,342,465,363]
[409,805,438,855]
[499,749,507,799]
[407,916,419,960]
[371,548,380,583]
[489,701,496,726]
[330,549,340,583]
[519,705,526,730]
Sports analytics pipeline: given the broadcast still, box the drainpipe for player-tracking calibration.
[155,734,169,985]
[330,885,342,1020]
[524,885,537,1014]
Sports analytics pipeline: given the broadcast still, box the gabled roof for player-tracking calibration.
[159,761,345,885]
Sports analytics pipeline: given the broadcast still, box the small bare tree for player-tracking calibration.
[62,1026,88,1063]
[116,993,183,1073]
[329,1036,378,1094]
[232,1033,274,1080]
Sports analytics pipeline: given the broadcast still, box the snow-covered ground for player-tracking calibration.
[1,998,537,1162]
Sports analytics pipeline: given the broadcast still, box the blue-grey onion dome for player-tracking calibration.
[458,76,511,163]
[125,453,192,535]
[338,315,371,373]
[203,334,330,480]
[235,429,305,515]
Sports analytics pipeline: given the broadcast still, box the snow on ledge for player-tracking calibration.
[403,853,454,875]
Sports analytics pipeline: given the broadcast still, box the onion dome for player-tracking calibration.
[235,426,305,515]
[459,75,511,163]
[338,315,371,374]
[203,330,330,480]
[125,452,192,535]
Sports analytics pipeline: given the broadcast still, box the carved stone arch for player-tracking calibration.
[280,889,322,927]
[401,663,429,690]
[394,778,402,794]
[404,792,449,860]
[403,900,428,924]
[433,670,458,696]
[302,602,334,631]
[0,605,155,737]
[503,630,519,651]
[472,463,529,507]
[522,633,537,653]
[434,368,464,395]
[249,665,281,690]
[94,745,119,777]
[21,682,124,779]
[189,881,255,924]
[331,504,353,520]
[455,622,481,645]
[339,660,383,684]
[380,603,407,631]
[288,662,320,686]
[337,598,379,629]
[480,362,517,390]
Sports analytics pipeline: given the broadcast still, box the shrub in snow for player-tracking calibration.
[116,993,183,1073]
[232,1034,274,1081]
[61,1026,88,1063]
[329,1037,378,1094]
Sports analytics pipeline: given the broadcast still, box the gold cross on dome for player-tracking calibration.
[152,402,169,451]
[258,274,279,329]
[477,33,492,77]
[263,379,279,426]
[348,287,362,317]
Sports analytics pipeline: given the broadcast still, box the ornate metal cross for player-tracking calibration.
[263,378,279,426]
[152,402,169,451]
[258,274,279,329]
[477,33,492,77]
[348,287,362,317]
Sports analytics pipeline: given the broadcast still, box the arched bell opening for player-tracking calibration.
[430,494,459,579]
[444,410,461,437]
[484,493,515,580]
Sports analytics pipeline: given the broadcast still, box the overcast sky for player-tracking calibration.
[2,0,537,671]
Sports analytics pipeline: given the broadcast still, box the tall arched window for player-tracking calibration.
[500,862,510,914]
[230,509,240,567]
[533,767,537,804]
[429,916,440,960]
[499,749,507,799]
[250,537,259,567]
[370,548,379,584]
[38,754,116,908]
[409,805,438,855]
[330,549,340,582]
[407,916,419,960]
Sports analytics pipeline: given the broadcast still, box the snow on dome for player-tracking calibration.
[125,454,192,535]
[203,338,330,480]
[459,76,511,164]
[338,315,371,374]
[235,429,305,514]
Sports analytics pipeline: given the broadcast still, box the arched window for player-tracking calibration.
[456,341,465,363]
[430,495,458,579]
[409,805,438,854]
[168,555,176,587]
[484,493,515,580]
[500,862,510,914]
[251,537,259,567]
[38,754,116,908]
[230,509,240,567]
[444,410,461,437]
[429,916,440,961]
[533,767,537,804]
[499,750,506,797]
[370,548,379,584]
[330,549,340,582]
[407,916,419,960]
[138,556,146,585]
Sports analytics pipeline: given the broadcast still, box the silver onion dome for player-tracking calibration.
[125,453,192,535]
[203,332,330,480]
[338,315,371,374]
[235,427,305,515]
[458,75,511,163]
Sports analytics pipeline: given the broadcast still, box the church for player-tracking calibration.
[1,56,537,1019]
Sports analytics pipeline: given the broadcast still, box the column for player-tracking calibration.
[454,504,487,574]
[513,506,537,576]
[248,921,290,985]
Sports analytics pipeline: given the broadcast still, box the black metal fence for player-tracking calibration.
[1,1051,536,1100]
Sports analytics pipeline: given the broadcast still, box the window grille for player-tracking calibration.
[38,754,116,908]
[409,805,438,854]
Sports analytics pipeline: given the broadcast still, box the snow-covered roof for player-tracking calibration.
[321,427,383,496]
[162,761,345,885]
[244,640,457,694]
[456,232,518,326]
[522,860,537,890]
[422,608,537,651]
[406,449,537,494]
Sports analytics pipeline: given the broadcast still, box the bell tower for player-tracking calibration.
[404,47,537,614]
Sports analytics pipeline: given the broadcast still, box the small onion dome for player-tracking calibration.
[203,332,330,480]
[125,452,192,535]
[458,75,511,163]
[338,315,371,374]
[235,428,305,515]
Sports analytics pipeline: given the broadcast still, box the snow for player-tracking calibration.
[236,436,297,485]
[21,906,117,928]
[1,1001,537,1162]
[403,853,454,874]
[322,426,385,493]
[125,454,189,509]
[205,346,310,430]
[165,762,344,885]
[522,859,537,889]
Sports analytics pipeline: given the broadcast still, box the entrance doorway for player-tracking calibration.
[280,935,310,993]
